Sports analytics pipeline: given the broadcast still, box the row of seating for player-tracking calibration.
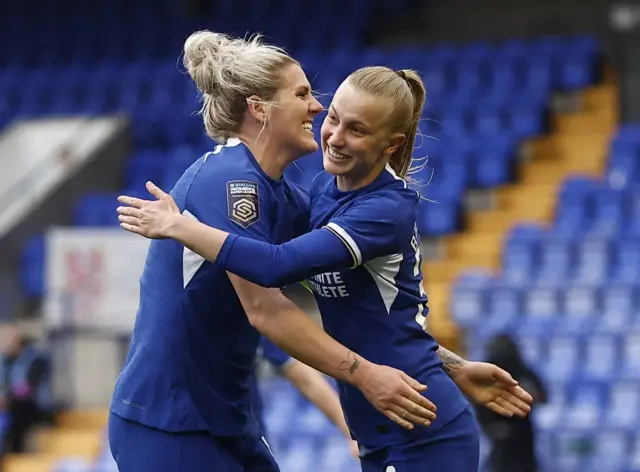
[458,108,639,469]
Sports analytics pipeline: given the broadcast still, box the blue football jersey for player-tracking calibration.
[306,166,468,448]
[216,165,469,448]
[110,139,309,436]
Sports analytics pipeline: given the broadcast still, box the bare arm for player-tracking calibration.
[231,274,369,386]
[282,361,351,439]
[229,274,437,429]
[436,346,467,379]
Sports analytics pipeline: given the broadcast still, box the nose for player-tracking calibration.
[309,95,323,115]
[327,126,345,148]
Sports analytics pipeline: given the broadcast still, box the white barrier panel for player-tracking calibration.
[0,117,124,237]
[44,228,150,334]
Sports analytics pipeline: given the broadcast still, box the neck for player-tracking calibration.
[237,135,295,180]
[336,159,388,192]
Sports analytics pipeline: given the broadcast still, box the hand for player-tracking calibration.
[452,362,533,418]
[117,181,182,239]
[356,363,437,430]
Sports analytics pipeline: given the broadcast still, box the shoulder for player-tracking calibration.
[189,144,271,205]
[196,140,263,185]
[185,143,271,230]
[357,185,418,222]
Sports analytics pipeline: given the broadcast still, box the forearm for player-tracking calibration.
[218,229,354,287]
[436,346,468,379]
[169,216,353,288]
[286,363,351,438]
[250,296,372,388]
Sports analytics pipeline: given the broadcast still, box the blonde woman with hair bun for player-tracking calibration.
[108,31,438,472]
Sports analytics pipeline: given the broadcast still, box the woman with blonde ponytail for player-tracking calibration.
[117,62,533,471]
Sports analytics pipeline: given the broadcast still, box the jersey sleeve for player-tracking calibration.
[186,165,273,244]
[215,190,414,287]
[324,191,413,265]
[259,337,295,371]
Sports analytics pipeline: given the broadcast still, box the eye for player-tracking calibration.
[328,114,338,124]
[351,127,365,135]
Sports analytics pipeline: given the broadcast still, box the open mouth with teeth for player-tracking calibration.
[327,147,351,161]
[302,122,313,132]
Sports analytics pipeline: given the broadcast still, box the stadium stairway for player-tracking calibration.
[3,410,107,472]
[425,71,618,352]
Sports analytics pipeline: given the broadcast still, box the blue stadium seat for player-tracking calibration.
[606,381,640,429]
[622,332,640,379]
[563,380,607,430]
[560,287,597,335]
[416,198,461,237]
[543,336,579,382]
[599,285,634,333]
[502,238,537,287]
[573,238,610,286]
[536,239,573,286]
[583,334,620,381]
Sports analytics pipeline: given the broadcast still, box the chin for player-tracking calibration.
[322,153,349,176]
[300,139,319,156]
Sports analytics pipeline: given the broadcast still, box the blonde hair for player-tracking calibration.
[346,67,426,178]
[183,30,298,144]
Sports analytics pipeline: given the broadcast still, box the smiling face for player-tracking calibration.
[265,63,324,157]
[320,80,406,190]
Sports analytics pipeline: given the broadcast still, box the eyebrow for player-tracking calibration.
[328,105,369,128]
[296,85,312,94]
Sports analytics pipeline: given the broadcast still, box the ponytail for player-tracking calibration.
[389,69,426,179]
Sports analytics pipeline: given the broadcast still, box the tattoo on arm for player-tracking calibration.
[337,351,360,375]
[437,346,465,376]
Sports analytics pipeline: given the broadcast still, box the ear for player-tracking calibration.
[246,95,268,124]
[383,133,406,158]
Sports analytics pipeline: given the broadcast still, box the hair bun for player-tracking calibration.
[183,30,234,95]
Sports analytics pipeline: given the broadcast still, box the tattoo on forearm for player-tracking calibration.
[337,351,360,375]
[437,347,464,375]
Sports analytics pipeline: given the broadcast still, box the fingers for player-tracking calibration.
[117,195,145,208]
[399,377,437,413]
[383,409,415,431]
[119,222,145,235]
[117,206,141,218]
[492,366,518,387]
[396,394,436,422]
[146,181,169,201]
[118,215,139,226]
[400,372,427,392]
[389,403,433,428]
[509,385,534,406]
[485,400,513,418]
[496,396,526,417]
[492,395,529,418]
[501,390,532,416]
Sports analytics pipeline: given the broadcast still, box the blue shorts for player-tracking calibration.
[108,412,280,472]
[360,406,480,472]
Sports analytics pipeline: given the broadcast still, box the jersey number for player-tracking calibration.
[411,228,428,331]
